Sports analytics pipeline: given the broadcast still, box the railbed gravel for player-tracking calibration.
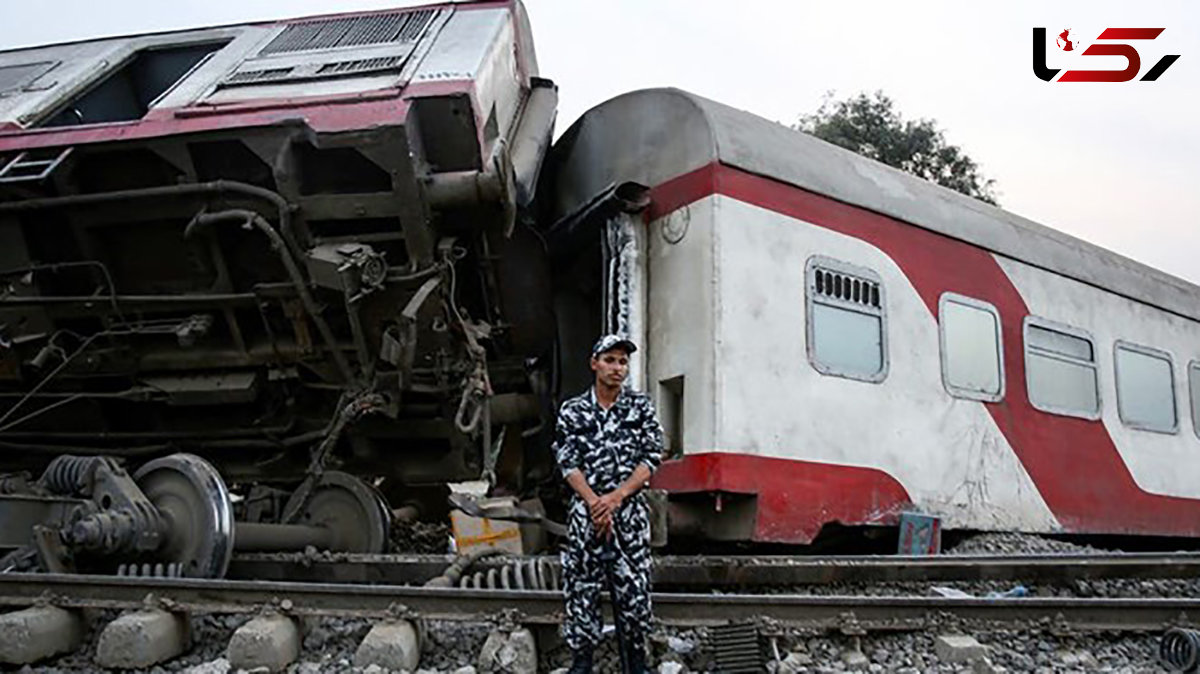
[12,533,1186,672]
[762,576,1200,600]
[762,629,1166,673]
[15,622,1172,673]
[945,532,1110,556]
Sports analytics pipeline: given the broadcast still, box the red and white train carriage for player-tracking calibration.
[543,88,1200,546]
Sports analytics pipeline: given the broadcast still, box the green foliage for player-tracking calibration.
[797,91,998,205]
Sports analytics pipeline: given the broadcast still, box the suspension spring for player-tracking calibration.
[458,557,560,591]
[1162,627,1200,672]
[41,455,105,496]
[117,561,184,578]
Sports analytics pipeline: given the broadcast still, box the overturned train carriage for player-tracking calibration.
[0,1,560,576]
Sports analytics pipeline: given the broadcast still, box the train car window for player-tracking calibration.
[939,293,1004,402]
[1023,318,1100,419]
[1114,341,1177,434]
[41,42,226,127]
[805,256,887,383]
[1190,362,1200,440]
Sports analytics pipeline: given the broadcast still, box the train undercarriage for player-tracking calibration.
[0,67,564,574]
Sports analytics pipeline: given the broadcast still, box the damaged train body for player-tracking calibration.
[0,1,559,576]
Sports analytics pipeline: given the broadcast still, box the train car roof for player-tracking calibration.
[549,88,1200,323]
[0,1,512,53]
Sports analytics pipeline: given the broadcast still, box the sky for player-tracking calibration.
[2,1,1197,284]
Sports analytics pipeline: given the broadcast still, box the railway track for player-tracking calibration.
[226,551,1200,588]
[1,569,1194,671]
[1,571,1198,632]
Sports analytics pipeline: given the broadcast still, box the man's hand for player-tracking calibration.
[594,509,613,539]
[591,490,624,539]
[590,490,622,523]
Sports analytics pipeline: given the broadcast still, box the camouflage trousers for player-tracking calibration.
[560,494,653,651]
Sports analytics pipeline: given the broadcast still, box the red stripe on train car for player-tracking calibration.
[648,161,1200,540]
[651,452,912,543]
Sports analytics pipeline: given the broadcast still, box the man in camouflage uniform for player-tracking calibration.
[554,334,663,674]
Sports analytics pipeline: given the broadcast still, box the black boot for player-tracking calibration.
[623,638,648,674]
[567,646,594,674]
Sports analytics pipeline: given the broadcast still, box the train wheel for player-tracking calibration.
[133,453,234,578]
[283,472,391,553]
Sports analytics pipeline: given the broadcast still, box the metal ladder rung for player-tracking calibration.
[0,147,73,184]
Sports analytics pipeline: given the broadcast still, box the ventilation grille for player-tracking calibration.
[709,623,765,674]
[317,56,406,76]
[261,9,436,55]
[224,67,295,85]
[223,56,407,87]
[814,267,881,309]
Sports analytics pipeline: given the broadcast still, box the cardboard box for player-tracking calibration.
[450,496,525,555]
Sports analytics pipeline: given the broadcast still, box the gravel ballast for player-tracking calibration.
[9,532,1183,672]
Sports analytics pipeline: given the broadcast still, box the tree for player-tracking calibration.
[796,91,999,205]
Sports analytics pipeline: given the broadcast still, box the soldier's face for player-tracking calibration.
[591,349,629,387]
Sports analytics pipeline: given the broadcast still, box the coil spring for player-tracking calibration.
[41,456,103,495]
[117,562,184,578]
[1162,627,1200,672]
[459,557,560,591]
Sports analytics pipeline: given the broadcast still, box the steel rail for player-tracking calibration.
[227,552,1200,587]
[0,573,1197,632]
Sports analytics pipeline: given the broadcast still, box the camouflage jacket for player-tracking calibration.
[553,386,664,494]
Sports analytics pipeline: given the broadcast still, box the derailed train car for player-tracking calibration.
[0,1,560,576]
[543,88,1200,546]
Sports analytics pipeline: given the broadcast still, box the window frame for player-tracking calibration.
[36,40,229,128]
[1188,360,1200,441]
[938,292,1005,402]
[1113,340,1178,435]
[1022,316,1101,421]
[804,255,889,384]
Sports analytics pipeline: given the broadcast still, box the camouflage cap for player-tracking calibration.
[591,334,637,358]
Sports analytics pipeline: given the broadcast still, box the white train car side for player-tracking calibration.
[542,88,1200,545]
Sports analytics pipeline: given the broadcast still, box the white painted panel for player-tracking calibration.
[1000,256,1200,498]
[467,11,523,147]
[412,9,506,84]
[646,198,717,454]
[709,196,1058,531]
